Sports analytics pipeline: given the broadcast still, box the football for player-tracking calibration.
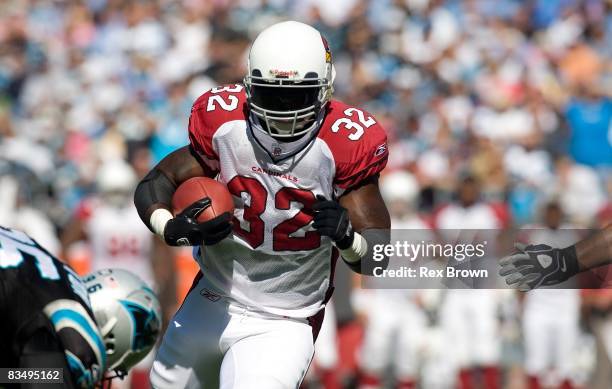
[172,177,234,222]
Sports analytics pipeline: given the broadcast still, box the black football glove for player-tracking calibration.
[163,198,232,246]
[499,243,579,291]
[312,195,354,249]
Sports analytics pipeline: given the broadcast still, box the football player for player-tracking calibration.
[434,176,505,389]
[357,171,430,389]
[0,225,161,388]
[518,202,581,389]
[134,21,391,388]
[500,223,612,290]
[61,159,169,293]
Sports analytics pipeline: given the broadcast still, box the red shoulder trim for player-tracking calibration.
[318,100,388,191]
[188,84,248,166]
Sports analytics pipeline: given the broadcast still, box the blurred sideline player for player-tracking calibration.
[520,202,580,389]
[500,223,612,290]
[0,225,161,388]
[62,160,153,284]
[435,175,507,389]
[134,21,391,388]
[501,204,612,389]
[356,171,430,389]
[0,164,60,255]
[303,300,341,389]
[61,159,174,388]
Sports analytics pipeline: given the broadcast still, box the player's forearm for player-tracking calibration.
[575,224,612,271]
[134,146,206,234]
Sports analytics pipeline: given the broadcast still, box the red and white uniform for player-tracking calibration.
[151,85,388,389]
[358,215,431,388]
[78,199,154,286]
[522,227,581,384]
[435,202,505,373]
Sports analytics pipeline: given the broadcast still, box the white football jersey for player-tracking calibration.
[189,85,388,318]
[79,199,154,287]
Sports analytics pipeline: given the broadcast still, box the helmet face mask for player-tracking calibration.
[244,21,334,140]
[245,77,329,138]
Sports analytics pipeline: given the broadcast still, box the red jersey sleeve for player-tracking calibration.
[188,85,248,174]
[319,101,389,192]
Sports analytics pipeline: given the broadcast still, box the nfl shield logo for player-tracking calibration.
[272,144,283,157]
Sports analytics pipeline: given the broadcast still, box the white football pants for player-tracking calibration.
[359,292,427,380]
[150,273,317,389]
[523,305,579,378]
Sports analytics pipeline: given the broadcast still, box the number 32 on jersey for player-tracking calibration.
[227,176,319,252]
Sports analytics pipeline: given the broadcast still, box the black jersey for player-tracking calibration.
[0,226,106,388]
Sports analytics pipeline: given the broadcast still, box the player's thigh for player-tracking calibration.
[440,297,470,367]
[219,318,314,389]
[151,276,229,389]
[395,307,427,377]
[468,294,500,365]
[522,311,550,374]
[556,316,579,377]
[359,307,396,373]
[313,303,338,369]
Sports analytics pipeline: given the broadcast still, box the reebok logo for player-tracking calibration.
[200,288,221,302]
[374,143,387,157]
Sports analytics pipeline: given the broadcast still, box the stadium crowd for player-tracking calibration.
[0,0,611,388]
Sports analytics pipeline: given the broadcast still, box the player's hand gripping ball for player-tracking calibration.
[165,177,234,246]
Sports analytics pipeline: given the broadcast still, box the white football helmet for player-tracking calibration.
[96,160,137,194]
[380,171,419,204]
[244,21,335,139]
[83,268,161,377]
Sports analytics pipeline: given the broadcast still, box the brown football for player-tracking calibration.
[172,177,234,222]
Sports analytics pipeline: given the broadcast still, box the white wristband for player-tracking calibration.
[338,232,368,263]
[150,208,173,237]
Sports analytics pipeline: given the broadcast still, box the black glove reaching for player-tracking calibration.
[312,195,354,249]
[499,243,579,291]
[163,198,232,246]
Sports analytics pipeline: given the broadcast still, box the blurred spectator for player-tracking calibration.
[564,90,612,168]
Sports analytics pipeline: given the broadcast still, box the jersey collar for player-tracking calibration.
[247,111,324,162]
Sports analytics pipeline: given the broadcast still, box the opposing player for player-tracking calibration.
[500,223,612,290]
[134,21,391,388]
[0,225,161,388]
